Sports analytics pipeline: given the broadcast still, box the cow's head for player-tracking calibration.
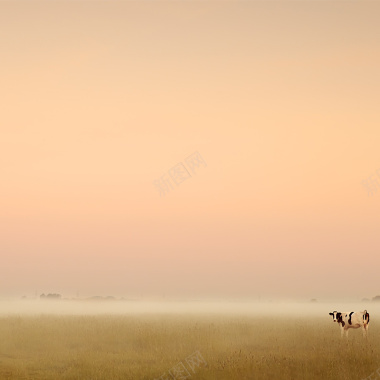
[329,311,343,323]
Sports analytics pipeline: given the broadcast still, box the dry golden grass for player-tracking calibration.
[0,313,379,380]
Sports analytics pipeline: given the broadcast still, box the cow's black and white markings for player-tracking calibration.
[329,310,370,338]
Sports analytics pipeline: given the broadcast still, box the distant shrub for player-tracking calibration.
[40,293,62,299]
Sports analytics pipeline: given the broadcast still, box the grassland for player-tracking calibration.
[0,306,379,380]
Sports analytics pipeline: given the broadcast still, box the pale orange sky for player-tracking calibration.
[1,1,379,300]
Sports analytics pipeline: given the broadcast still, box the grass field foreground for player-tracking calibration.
[0,308,379,380]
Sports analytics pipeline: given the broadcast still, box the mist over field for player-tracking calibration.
[1,298,379,317]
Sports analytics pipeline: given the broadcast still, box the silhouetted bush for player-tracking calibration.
[40,293,61,299]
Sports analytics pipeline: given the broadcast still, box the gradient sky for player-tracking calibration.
[1,1,379,300]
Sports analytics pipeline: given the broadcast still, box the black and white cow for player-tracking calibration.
[329,310,370,338]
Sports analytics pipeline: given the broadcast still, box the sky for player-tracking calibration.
[1,1,379,301]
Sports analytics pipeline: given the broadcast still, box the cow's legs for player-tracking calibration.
[340,327,345,338]
[363,325,369,339]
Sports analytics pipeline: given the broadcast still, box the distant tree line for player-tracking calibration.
[361,295,380,303]
[40,293,61,299]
